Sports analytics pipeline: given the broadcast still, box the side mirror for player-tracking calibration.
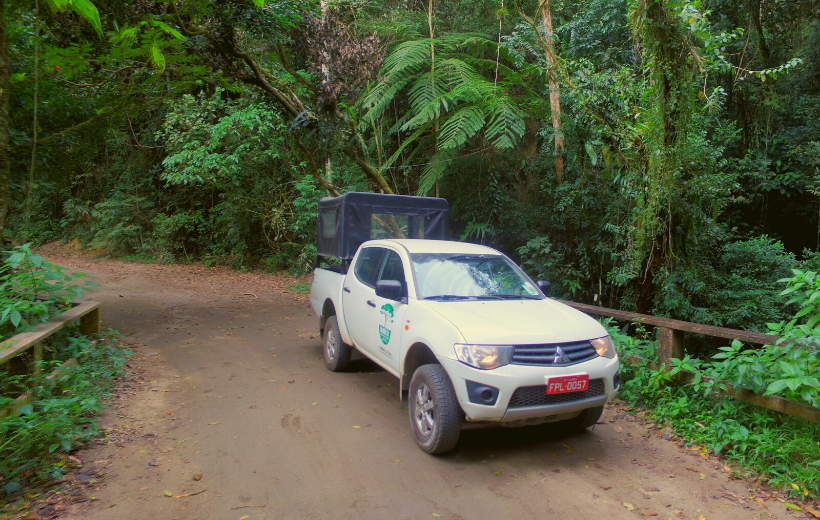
[536,280,552,297]
[376,280,403,301]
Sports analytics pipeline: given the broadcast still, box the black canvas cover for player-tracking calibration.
[317,192,449,260]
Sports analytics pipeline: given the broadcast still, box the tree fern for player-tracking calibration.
[357,32,538,195]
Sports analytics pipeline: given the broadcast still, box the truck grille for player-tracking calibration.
[507,379,605,408]
[511,341,598,367]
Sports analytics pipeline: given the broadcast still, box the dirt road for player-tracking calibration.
[36,247,797,520]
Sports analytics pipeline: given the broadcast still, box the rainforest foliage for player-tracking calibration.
[1,0,818,326]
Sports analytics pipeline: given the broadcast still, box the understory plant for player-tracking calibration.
[1,245,99,342]
[1,247,125,499]
[609,269,820,499]
[0,331,129,498]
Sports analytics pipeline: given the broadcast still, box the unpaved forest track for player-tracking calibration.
[30,245,808,520]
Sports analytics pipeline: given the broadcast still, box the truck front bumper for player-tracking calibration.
[438,355,620,424]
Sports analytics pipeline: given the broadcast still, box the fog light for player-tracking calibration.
[466,380,499,406]
[613,371,620,390]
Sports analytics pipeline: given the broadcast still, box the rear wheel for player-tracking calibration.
[408,364,461,455]
[323,316,351,372]
[566,405,604,431]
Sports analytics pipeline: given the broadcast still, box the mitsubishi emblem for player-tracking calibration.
[553,346,572,365]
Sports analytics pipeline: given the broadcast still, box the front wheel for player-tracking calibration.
[408,364,462,455]
[566,405,604,431]
[323,316,351,372]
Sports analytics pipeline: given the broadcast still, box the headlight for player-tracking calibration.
[591,336,617,359]
[454,344,514,370]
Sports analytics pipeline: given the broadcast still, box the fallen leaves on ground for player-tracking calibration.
[783,502,802,511]
[614,426,623,433]
[623,502,635,511]
[193,473,203,481]
[805,507,820,518]
[640,513,658,517]
[163,490,172,497]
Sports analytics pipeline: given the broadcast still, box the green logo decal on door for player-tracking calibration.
[379,303,394,345]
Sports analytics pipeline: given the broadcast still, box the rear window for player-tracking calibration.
[371,214,425,239]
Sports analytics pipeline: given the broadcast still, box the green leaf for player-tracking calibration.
[9,310,21,328]
[68,0,103,38]
[251,0,264,6]
[6,251,25,267]
[150,20,185,41]
[149,42,166,73]
[18,404,34,415]
[61,440,72,452]
[765,379,788,395]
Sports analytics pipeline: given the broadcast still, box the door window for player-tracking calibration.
[355,247,386,287]
[378,250,407,297]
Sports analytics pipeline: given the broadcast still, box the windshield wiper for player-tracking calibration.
[423,295,506,301]
[491,294,542,300]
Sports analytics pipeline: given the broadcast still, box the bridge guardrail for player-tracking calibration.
[0,301,101,419]
[560,300,820,424]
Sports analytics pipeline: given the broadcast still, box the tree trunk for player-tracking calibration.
[0,1,11,243]
[428,0,439,197]
[540,0,564,184]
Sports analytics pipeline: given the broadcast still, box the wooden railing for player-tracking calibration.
[0,301,102,418]
[560,300,820,424]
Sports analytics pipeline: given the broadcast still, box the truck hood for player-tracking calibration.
[422,298,607,345]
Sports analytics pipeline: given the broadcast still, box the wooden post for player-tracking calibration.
[5,342,41,392]
[31,342,42,378]
[657,327,684,364]
[80,306,101,335]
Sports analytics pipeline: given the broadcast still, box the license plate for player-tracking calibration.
[546,374,589,395]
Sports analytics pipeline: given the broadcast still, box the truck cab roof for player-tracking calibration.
[362,239,502,256]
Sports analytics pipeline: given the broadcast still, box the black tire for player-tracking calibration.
[408,364,462,455]
[567,405,604,431]
[323,316,351,372]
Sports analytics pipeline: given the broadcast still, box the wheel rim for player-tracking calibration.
[414,383,435,438]
[326,327,337,361]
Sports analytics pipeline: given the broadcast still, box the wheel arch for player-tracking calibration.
[319,298,336,335]
[401,342,440,391]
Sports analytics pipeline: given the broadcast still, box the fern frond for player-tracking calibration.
[360,75,414,123]
[437,106,486,149]
[380,126,430,171]
[417,148,457,196]
[482,96,526,149]
[381,40,433,78]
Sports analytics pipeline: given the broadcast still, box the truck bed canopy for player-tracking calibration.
[317,192,449,260]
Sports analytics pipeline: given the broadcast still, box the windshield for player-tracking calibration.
[410,253,544,300]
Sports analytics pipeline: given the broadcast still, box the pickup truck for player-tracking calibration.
[309,193,620,454]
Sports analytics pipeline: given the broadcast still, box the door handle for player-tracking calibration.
[367,300,376,308]
[343,287,351,293]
